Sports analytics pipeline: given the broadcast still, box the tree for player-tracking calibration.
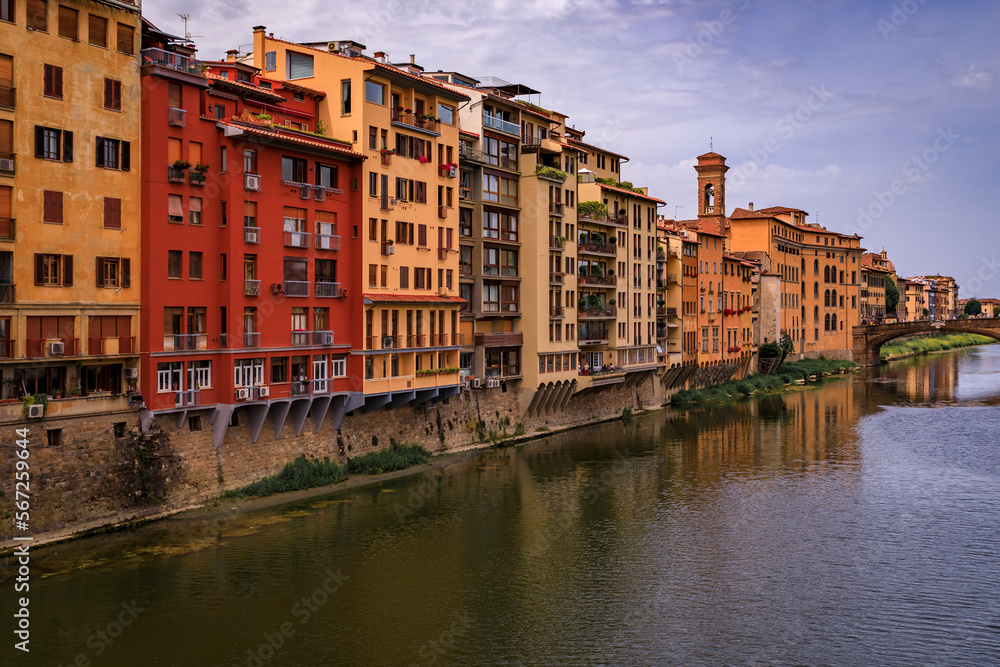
[964,298,982,316]
[922,308,929,317]
[994,306,1000,317]
[885,275,900,314]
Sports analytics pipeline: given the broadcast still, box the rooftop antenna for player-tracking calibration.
[675,205,684,219]
[709,137,713,152]
[177,14,201,44]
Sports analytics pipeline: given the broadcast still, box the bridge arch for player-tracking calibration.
[852,318,1000,365]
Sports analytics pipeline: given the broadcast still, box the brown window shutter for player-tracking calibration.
[54,67,62,97]
[114,81,121,109]
[58,7,77,40]
[0,185,11,219]
[116,23,134,56]
[95,136,104,167]
[168,82,182,109]
[34,254,44,285]
[96,256,104,287]
[0,119,12,153]
[0,55,12,87]
[113,198,121,228]
[104,79,112,108]
[63,255,73,286]
[122,258,131,288]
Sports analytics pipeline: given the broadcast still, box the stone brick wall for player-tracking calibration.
[1,375,659,548]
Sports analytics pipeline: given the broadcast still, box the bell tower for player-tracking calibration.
[694,151,728,235]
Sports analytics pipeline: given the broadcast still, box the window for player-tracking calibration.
[47,428,62,446]
[43,190,63,223]
[188,197,202,225]
[341,80,351,114]
[437,103,454,125]
[168,195,183,223]
[87,14,107,47]
[44,64,63,98]
[244,149,257,174]
[287,51,314,79]
[34,253,72,286]
[189,251,202,280]
[368,172,378,197]
[234,358,265,387]
[281,156,307,183]
[103,197,121,229]
[459,208,472,237]
[331,356,347,378]
[115,22,133,55]
[365,80,385,105]
[95,256,129,288]
[167,250,182,278]
[27,0,47,31]
[2,0,16,24]
[103,78,121,110]
[316,162,338,189]
[95,137,130,170]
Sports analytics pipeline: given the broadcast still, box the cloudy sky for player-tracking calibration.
[148,0,1000,296]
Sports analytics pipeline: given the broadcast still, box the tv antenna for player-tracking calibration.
[177,14,201,44]
[675,205,684,219]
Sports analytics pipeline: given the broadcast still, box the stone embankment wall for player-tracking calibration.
[0,377,657,547]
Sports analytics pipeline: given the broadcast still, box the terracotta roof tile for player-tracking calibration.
[218,121,366,158]
[363,293,467,304]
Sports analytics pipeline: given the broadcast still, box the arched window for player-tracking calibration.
[814,259,819,275]
[824,289,830,307]
[824,313,831,331]
[832,289,838,305]
[831,313,838,330]
[823,266,830,283]
[814,306,819,322]
[814,283,819,298]
[704,183,715,212]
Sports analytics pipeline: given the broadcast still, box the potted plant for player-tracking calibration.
[194,163,210,172]
[385,238,394,246]
[172,160,191,169]
[608,298,617,307]
[607,268,615,277]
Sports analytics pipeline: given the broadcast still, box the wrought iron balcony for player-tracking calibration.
[315,234,341,251]
[142,48,204,76]
[315,281,341,298]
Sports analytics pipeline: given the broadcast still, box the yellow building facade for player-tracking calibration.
[1,0,142,420]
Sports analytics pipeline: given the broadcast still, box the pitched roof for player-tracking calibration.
[218,120,366,158]
[597,182,665,204]
[363,294,467,304]
[568,138,630,161]
[730,250,769,261]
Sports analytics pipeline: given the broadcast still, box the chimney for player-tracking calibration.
[410,54,415,64]
[226,49,239,62]
[748,202,753,211]
[253,25,266,33]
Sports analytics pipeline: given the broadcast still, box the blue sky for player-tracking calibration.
[149,0,1000,296]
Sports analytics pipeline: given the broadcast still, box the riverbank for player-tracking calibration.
[671,358,857,407]
[881,332,996,361]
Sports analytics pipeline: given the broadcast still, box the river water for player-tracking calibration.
[6,346,1000,666]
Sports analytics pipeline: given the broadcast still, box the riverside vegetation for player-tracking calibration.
[670,358,857,407]
[879,333,996,360]
[223,442,431,498]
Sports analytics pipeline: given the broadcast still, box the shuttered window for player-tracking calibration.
[115,22,133,55]
[103,197,121,229]
[58,5,77,39]
[287,52,314,80]
[0,185,11,219]
[43,64,62,98]
[27,0,48,31]
[87,14,106,47]
[0,55,11,88]
[43,190,63,222]
[0,119,11,154]
[167,81,181,110]
[168,195,183,223]
[103,79,121,110]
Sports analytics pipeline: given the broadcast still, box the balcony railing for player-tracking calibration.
[0,339,14,358]
[459,262,473,276]
[175,389,200,408]
[459,145,485,163]
[314,330,335,346]
[291,330,313,346]
[579,306,618,319]
[26,338,79,358]
[438,206,449,219]
[316,234,341,251]
[391,109,441,134]
[0,284,13,303]
[315,281,342,298]
[284,280,309,297]
[141,48,204,76]
[243,332,261,348]
[656,305,667,317]
[474,332,524,347]
[550,202,564,216]
[0,218,15,241]
[550,272,565,285]
[0,152,15,173]
[550,236,567,250]
[667,307,678,318]
[290,380,312,397]
[578,241,617,256]
[657,328,669,340]
[164,333,207,351]
[579,275,617,287]
[0,86,15,108]
[408,334,427,348]
[189,171,206,186]
[483,114,520,136]
[90,336,136,355]
[550,306,565,319]
[283,231,311,248]
[244,279,261,296]
[244,227,261,244]
[167,165,186,183]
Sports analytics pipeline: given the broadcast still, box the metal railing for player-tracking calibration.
[408,334,426,348]
[175,389,200,407]
[89,336,136,354]
[291,331,313,346]
[578,241,616,256]
[315,234,341,251]
[283,231,311,248]
[141,48,203,76]
[165,333,207,351]
[243,332,261,348]
[284,280,309,297]
[391,109,441,133]
[483,114,520,135]
[244,279,261,296]
[314,330,336,345]
[26,338,79,358]
[315,281,341,298]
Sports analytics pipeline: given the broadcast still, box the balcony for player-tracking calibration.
[667,307,678,318]
[168,107,187,127]
[243,332,261,348]
[483,114,520,136]
[141,48,204,76]
[438,206,449,219]
[656,305,667,317]
[189,171,206,186]
[474,332,524,347]
[459,262,473,276]
[0,85,15,109]
[315,234,341,251]
[244,279,261,296]
[0,152,15,174]
[550,306,565,319]
[0,218,14,242]
[284,280,309,297]
[577,327,609,346]
[314,330,336,346]
[578,275,617,287]
[0,339,13,358]
[290,380,313,397]
[175,389,200,408]
[164,334,207,351]
[429,333,450,347]
[550,236,568,251]
[0,284,13,303]
[381,241,396,256]
[459,145,485,163]
[657,327,668,340]
[380,150,393,166]
[579,306,618,319]
[284,231,311,248]
[550,202,564,217]
[391,109,441,135]
[26,338,79,358]
[578,241,617,257]
[167,165,186,183]
[549,272,565,285]
[315,281,342,298]
[244,227,261,244]
[408,334,427,348]
[482,301,519,314]
[90,336,136,355]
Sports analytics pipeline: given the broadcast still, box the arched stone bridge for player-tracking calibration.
[852,318,1000,365]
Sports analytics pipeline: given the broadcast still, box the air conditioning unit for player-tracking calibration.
[168,107,186,127]
[390,198,398,206]
[382,336,394,349]
[245,230,259,244]
[299,184,311,199]
[257,386,270,398]
[385,246,395,255]
[448,165,458,178]
[124,368,139,379]
[236,388,250,400]
[487,378,500,388]
[472,378,482,389]
[314,188,326,202]
[272,283,284,294]
[437,287,448,296]
[244,174,261,191]
[340,288,349,298]
[48,341,65,356]
[27,404,44,419]
[0,158,14,172]
[321,332,335,345]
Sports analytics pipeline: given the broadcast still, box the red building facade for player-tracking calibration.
[139,26,365,443]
